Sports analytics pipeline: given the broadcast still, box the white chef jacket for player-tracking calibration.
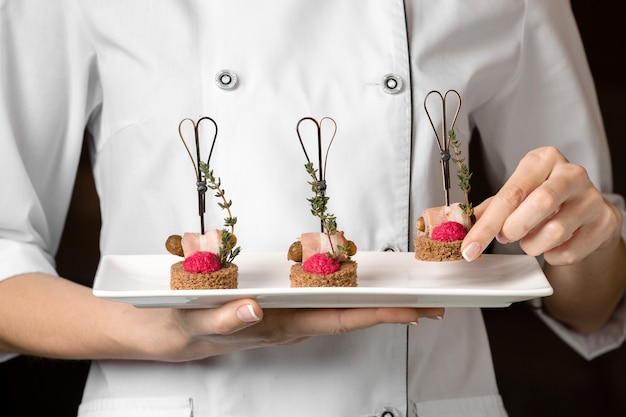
[2,0,625,416]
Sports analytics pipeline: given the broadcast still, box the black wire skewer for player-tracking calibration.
[424,89,461,206]
[178,116,218,234]
[296,117,337,232]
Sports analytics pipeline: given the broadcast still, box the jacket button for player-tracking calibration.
[215,69,238,90]
[380,243,401,252]
[381,73,403,94]
[377,406,402,417]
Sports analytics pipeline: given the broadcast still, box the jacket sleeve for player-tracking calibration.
[0,0,100,362]
[0,1,100,284]
[472,0,626,359]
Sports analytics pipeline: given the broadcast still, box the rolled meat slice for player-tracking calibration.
[181,230,223,257]
[417,203,472,238]
[300,231,349,262]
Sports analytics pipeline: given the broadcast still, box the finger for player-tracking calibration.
[462,147,564,261]
[517,191,593,258]
[520,217,576,258]
[281,307,446,337]
[532,224,590,266]
[524,195,619,265]
[499,163,587,244]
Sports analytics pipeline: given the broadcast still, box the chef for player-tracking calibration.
[1,1,626,416]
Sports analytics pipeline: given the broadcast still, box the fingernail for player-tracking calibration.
[407,321,419,326]
[425,316,444,321]
[462,241,482,262]
[236,304,261,323]
[496,232,509,244]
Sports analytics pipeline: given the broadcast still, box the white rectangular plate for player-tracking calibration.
[92,252,552,309]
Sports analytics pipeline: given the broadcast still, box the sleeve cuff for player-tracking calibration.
[0,241,57,362]
[529,194,626,360]
[0,239,57,283]
[530,297,626,360]
[0,353,19,363]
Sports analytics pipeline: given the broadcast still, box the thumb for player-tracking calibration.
[178,299,263,336]
[234,301,263,326]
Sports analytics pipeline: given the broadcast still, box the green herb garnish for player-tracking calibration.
[449,129,474,219]
[200,161,241,267]
[305,162,347,259]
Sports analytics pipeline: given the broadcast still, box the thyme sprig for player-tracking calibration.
[305,162,347,259]
[199,161,241,267]
[449,129,473,218]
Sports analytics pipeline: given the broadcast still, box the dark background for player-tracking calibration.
[1,1,625,416]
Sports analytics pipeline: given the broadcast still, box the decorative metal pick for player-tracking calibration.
[296,117,337,232]
[178,116,218,234]
[424,89,461,206]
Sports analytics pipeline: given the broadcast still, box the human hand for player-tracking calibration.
[461,146,623,265]
[140,300,444,362]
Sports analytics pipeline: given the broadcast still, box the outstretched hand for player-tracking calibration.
[145,300,445,362]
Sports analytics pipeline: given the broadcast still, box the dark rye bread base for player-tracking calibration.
[414,236,463,262]
[170,261,238,290]
[290,260,358,288]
